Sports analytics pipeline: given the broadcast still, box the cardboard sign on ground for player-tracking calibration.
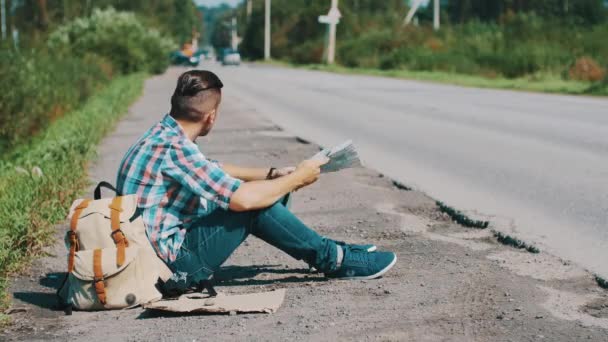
[143,289,286,314]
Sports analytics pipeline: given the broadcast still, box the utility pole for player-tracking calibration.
[231,17,238,51]
[247,0,253,20]
[264,0,270,60]
[433,0,440,31]
[1,0,6,40]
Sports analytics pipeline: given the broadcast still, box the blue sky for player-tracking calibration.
[194,0,243,7]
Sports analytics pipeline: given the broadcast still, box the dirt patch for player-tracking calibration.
[487,250,589,281]
[583,298,608,319]
[538,285,608,329]
[375,203,430,233]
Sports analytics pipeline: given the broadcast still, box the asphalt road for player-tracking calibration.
[211,63,608,279]
[6,67,608,341]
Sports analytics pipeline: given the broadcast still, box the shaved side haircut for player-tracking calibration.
[170,70,224,122]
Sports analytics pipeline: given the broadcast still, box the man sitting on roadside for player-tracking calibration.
[116,70,396,292]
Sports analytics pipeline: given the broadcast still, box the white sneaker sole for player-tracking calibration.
[340,253,397,280]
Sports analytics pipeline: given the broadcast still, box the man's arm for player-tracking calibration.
[222,164,295,182]
[229,159,327,212]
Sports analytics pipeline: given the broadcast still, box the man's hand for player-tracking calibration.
[292,158,329,190]
[229,157,329,211]
[271,166,296,179]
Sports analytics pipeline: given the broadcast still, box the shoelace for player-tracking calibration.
[345,246,371,266]
[334,240,370,251]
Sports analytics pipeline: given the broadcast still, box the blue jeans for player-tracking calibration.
[163,195,338,291]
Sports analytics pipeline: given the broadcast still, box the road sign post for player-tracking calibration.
[318,0,341,64]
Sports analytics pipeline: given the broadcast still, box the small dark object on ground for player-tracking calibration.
[595,275,608,290]
[392,181,412,191]
[295,137,311,145]
[493,231,540,254]
[436,201,489,229]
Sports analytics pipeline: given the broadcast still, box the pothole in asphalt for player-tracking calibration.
[486,250,588,281]
[375,203,494,251]
[425,232,494,251]
[538,285,608,329]
[582,298,608,319]
[375,203,429,233]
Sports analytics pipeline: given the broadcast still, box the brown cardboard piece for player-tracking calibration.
[143,289,286,314]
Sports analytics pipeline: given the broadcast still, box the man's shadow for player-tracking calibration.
[12,265,326,310]
[214,264,326,286]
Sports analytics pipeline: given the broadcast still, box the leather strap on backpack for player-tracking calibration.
[109,196,129,267]
[68,199,91,272]
[93,249,107,305]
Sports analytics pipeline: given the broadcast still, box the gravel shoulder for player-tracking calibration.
[2,68,608,342]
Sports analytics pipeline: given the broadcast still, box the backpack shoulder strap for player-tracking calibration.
[109,196,129,267]
[94,181,119,200]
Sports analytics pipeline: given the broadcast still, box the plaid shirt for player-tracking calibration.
[116,114,242,262]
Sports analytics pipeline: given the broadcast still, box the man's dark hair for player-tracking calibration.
[170,70,224,122]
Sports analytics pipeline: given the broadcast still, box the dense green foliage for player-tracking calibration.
[0,50,112,152]
[206,4,236,50]
[0,73,145,312]
[5,0,200,47]
[0,8,175,152]
[446,0,606,24]
[234,0,607,90]
[0,2,184,315]
[48,8,175,74]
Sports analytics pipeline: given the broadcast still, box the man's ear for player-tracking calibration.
[208,109,217,125]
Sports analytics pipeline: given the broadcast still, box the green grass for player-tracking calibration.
[0,73,145,317]
[493,231,540,254]
[259,60,608,96]
[436,201,489,229]
[595,275,608,290]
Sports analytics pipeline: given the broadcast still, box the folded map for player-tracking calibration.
[312,140,362,173]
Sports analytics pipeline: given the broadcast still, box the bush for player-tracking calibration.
[310,12,606,83]
[569,56,605,82]
[0,50,111,152]
[48,8,175,74]
[0,73,145,312]
[338,29,398,68]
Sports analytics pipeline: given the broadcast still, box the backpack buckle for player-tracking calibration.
[111,229,126,243]
[67,231,77,242]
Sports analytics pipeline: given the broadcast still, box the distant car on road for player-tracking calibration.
[170,51,200,67]
[221,49,241,66]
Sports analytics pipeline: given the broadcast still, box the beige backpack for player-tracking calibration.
[57,182,172,312]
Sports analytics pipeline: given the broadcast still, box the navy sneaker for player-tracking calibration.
[332,239,377,252]
[326,247,397,280]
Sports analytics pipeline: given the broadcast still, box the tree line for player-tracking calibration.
[1,0,200,47]
[206,0,604,85]
[446,0,606,24]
